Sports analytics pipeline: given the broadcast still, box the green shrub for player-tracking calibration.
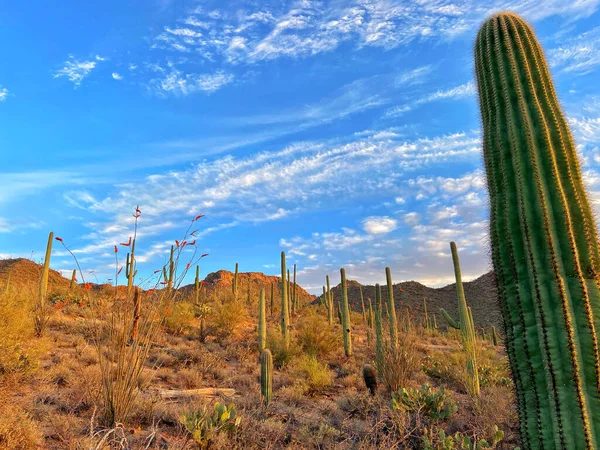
[267,330,300,370]
[422,425,504,450]
[210,299,248,339]
[293,355,333,394]
[296,310,339,357]
[180,402,240,449]
[163,300,195,335]
[391,384,457,421]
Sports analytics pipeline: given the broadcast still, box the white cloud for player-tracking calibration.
[54,55,103,87]
[112,72,123,80]
[549,26,600,74]
[150,69,234,95]
[363,216,398,234]
[0,86,7,102]
[418,81,476,103]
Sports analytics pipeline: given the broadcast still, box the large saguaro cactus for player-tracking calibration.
[475,12,600,449]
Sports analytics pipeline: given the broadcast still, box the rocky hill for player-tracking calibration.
[0,258,73,292]
[329,271,501,331]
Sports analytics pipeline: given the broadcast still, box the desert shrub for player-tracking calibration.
[266,330,300,369]
[295,309,339,357]
[379,319,421,392]
[210,299,248,340]
[0,287,47,376]
[180,402,240,449]
[422,352,466,392]
[163,299,195,335]
[422,425,504,449]
[293,355,333,394]
[0,400,43,449]
[391,384,458,421]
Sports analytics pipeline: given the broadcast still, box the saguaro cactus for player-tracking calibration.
[35,231,53,336]
[385,267,398,349]
[440,242,480,397]
[340,268,352,356]
[280,252,290,349]
[258,289,266,352]
[292,264,297,313]
[326,275,333,326]
[69,269,77,290]
[260,349,273,405]
[374,284,384,380]
[162,245,174,291]
[233,263,239,297]
[474,12,600,447]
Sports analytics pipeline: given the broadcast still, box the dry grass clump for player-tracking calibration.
[295,310,340,357]
[292,355,334,395]
[379,321,421,392]
[210,296,249,340]
[0,398,43,449]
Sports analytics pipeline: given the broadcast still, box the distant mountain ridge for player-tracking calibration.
[0,258,501,329]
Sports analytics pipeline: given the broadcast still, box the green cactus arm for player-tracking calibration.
[440,308,460,329]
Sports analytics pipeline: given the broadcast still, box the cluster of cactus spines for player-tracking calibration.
[162,245,174,291]
[260,348,273,406]
[340,268,352,357]
[385,267,398,349]
[125,237,138,295]
[360,286,366,323]
[362,364,377,396]
[69,269,76,290]
[280,252,290,349]
[442,242,480,396]
[476,12,600,446]
[233,262,239,297]
[258,288,267,352]
[374,284,385,380]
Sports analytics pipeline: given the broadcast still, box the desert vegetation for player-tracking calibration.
[1,9,599,450]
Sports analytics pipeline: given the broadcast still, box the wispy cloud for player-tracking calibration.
[0,86,8,102]
[417,81,476,104]
[549,26,600,74]
[112,72,123,80]
[149,69,234,95]
[54,55,105,87]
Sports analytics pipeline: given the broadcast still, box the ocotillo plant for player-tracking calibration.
[385,267,398,349]
[260,349,273,405]
[360,285,366,323]
[258,289,266,352]
[233,262,239,298]
[326,275,333,326]
[280,252,290,349]
[374,284,384,380]
[440,242,479,396]
[69,269,76,290]
[476,13,600,445]
[340,268,352,357]
[35,231,53,337]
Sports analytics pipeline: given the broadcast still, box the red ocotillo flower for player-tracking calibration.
[194,215,205,221]
[120,237,132,247]
[186,263,190,269]
[160,281,168,285]
[117,267,123,275]
[114,245,118,253]
[54,301,64,310]
[136,206,142,214]
[201,253,209,258]
[190,230,198,236]
[181,241,187,248]
[201,280,209,285]
[175,240,180,247]
[153,270,161,274]
[188,240,196,246]
[55,237,63,242]
[84,283,91,290]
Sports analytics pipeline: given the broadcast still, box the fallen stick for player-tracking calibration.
[153,388,236,399]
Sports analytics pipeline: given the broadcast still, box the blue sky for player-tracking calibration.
[1,0,600,292]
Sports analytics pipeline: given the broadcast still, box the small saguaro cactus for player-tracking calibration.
[362,364,378,396]
[162,245,175,291]
[280,252,290,349]
[326,275,333,326]
[340,268,352,357]
[194,265,202,305]
[260,349,273,405]
[440,242,479,397]
[491,326,499,347]
[233,263,239,297]
[385,267,398,349]
[374,284,384,380]
[258,289,266,352]
[35,231,54,337]
[360,285,366,323]
[126,236,137,295]
[69,269,77,290]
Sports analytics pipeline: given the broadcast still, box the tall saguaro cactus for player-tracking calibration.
[260,349,273,405]
[258,289,267,352]
[326,275,333,326]
[340,268,352,357]
[280,252,290,349]
[475,12,600,449]
[233,263,239,298]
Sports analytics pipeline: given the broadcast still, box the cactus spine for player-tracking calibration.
[258,289,266,352]
[374,284,384,380]
[476,12,600,448]
[340,268,352,356]
[280,252,290,349]
[385,267,398,349]
[260,349,273,405]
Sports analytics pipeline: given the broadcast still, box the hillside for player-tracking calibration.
[0,258,73,293]
[330,271,501,331]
